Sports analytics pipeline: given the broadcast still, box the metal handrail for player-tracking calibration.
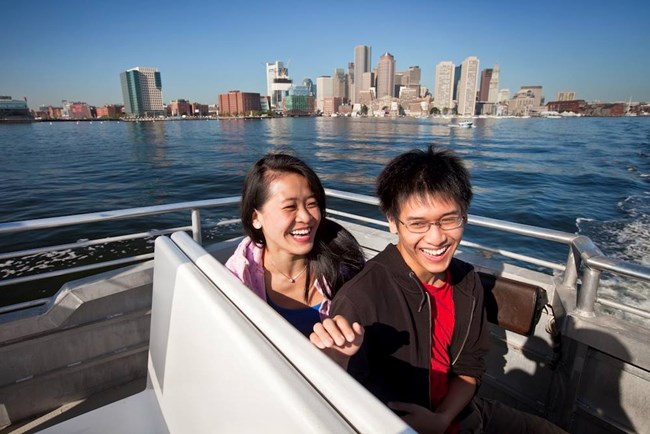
[2,189,650,320]
[0,196,240,234]
[323,189,650,319]
[0,197,240,288]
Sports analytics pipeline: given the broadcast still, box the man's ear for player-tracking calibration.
[387,216,399,234]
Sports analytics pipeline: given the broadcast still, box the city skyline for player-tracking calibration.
[3,0,649,108]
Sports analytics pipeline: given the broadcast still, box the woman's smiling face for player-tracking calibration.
[252,172,322,257]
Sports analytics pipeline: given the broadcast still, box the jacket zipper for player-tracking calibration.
[410,271,432,408]
[451,296,476,366]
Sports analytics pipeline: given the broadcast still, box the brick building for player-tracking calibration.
[218,91,262,116]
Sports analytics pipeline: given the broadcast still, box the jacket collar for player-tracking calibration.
[374,243,475,297]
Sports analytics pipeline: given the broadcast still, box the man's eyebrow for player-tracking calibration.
[404,211,460,221]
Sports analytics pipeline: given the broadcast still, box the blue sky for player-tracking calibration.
[3,0,649,108]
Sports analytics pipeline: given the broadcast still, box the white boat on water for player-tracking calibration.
[449,120,474,128]
[1,189,649,433]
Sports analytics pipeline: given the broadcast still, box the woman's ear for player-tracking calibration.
[252,210,262,230]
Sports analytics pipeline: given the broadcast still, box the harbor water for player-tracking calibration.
[1,117,649,319]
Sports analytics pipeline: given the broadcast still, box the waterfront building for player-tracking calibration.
[120,67,164,117]
[333,68,348,102]
[457,56,480,116]
[266,61,293,109]
[395,66,421,100]
[36,105,63,120]
[62,101,92,120]
[546,99,586,114]
[488,64,499,103]
[508,86,544,116]
[316,76,334,113]
[347,62,354,102]
[453,65,462,101]
[259,96,271,112]
[168,99,192,117]
[285,85,314,116]
[339,104,352,115]
[557,91,577,101]
[497,88,510,103]
[394,72,403,96]
[478,64,500,115]
[376,53,396,99]
[479,68,492,102]
[434,61,455,113]
[358,89,375,106]
[353,45,371,104]
[0,96,33,122]
[218,91,261,116]
[406,100,430,117]
[191,102,209,116]
[323,96,343,116]
[361,72,375,97]
[96,104,123,119]
[302,78,315,96]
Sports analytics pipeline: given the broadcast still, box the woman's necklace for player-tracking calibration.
[266,254,308,284]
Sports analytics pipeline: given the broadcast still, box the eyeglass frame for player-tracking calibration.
[396,215,467,233]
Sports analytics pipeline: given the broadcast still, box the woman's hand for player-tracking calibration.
[310,315,364,368]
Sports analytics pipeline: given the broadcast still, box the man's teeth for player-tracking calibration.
[291,229,310,236]
[421,247,447,256]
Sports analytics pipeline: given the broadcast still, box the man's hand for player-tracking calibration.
[310,315,364,368]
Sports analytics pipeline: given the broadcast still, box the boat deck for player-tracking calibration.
[1,190,650,432]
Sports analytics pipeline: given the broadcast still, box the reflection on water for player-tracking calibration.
[1,117,650,311]
[127,122,169,167]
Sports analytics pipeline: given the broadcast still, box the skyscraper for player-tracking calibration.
[353,45,371,104]
[479,68,493,102]
[434,61,455,112]
[266,61,293,109]
[457,56,480,116]
[376,53,396,99]
[557,91,576,101]
[347,62,354,102]
[333,68,348,101]
[488,64,499,103]
[120,67,164,117]
[404,66,421,88]
[316,76,334,112]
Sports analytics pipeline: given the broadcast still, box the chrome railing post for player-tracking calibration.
[575,266,600,317]
[562,246,580,289]
[191,208,202,244]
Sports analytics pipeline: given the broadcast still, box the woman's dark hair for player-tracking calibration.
[240,153,326,244]
[376,145,473,219]
[240,153,364,300]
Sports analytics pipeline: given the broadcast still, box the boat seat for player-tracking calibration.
[41,232,412,433]
[479,272,546,336]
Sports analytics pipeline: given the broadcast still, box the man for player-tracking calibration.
[311,146,565,433]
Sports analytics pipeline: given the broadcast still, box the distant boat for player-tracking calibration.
[449,120,474,128]
[541,110,562,119]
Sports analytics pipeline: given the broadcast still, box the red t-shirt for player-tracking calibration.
[422,271,457,433]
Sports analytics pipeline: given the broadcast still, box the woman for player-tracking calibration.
[225,153,365,337]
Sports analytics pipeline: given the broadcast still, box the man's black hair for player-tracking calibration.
[376,145,473,219]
